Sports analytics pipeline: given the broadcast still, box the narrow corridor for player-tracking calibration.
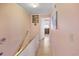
[36,35,52,56]
[1,3,79,56]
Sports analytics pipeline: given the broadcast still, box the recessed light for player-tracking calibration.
[30,3,39,8]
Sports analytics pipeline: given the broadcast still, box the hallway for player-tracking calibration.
[36,35,52,56]
[0,3,79,56]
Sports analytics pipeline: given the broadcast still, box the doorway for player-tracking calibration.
[40,17,50,40]
[37,17,52,55]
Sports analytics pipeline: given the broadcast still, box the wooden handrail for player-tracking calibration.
[15,31,39,56]
[15,37,34,56]
[15,30,29,56]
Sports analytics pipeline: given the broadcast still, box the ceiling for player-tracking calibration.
[18,3,54,16]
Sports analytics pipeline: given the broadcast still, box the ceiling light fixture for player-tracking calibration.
[31,3,39,8]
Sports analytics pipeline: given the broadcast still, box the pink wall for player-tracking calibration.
[0,4,40,56]
[50,4,79,55]
[0,4,28,55]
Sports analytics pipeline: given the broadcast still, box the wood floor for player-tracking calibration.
[36,35,52,56]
